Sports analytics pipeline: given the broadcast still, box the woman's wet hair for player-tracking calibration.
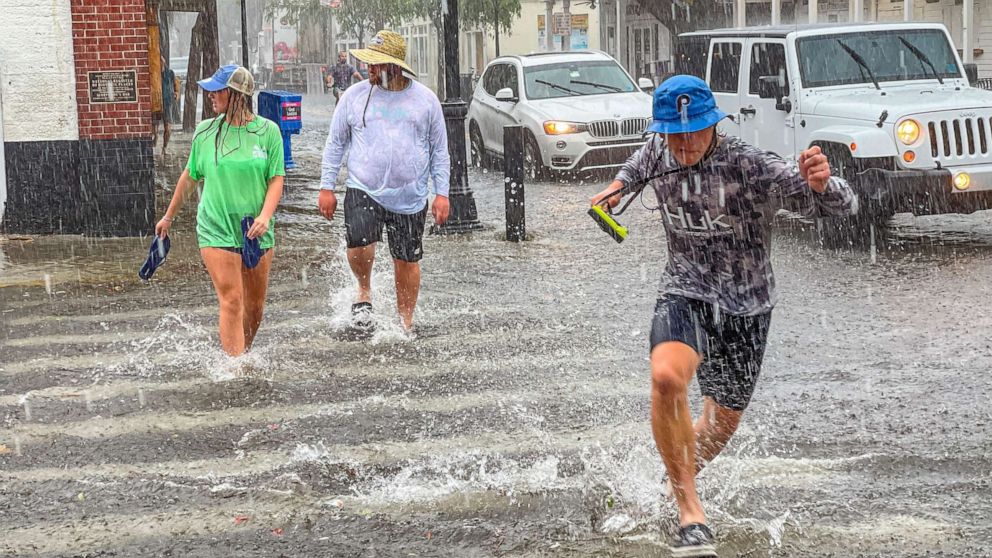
[191,87,265,166]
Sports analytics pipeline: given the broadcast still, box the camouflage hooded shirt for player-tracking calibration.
[616,135,858,316]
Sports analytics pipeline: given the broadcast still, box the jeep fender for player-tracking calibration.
[807,127,897,159]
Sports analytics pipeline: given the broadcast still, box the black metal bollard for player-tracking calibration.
[503,125,526,242]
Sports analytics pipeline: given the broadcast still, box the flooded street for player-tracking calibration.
[3,111,992,556]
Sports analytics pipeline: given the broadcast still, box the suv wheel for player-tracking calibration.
[524,132,547,181]
[470,123,487,169]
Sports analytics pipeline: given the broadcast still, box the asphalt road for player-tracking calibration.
[2,136,991,556]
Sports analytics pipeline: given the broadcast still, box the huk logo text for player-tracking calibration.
[663,203,731,232]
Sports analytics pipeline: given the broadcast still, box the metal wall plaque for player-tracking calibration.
[88,71,138,104]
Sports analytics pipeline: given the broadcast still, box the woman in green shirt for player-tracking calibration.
[156,65,286,357]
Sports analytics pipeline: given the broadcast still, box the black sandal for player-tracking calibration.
[671,523,717,557]
[351,302,374,330]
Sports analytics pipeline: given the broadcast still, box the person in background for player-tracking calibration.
[326,51,363,104]
[171,71,182,124]
[156,65,286,358]
[154,56,177,156]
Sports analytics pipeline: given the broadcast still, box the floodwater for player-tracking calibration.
[2,100,992,557]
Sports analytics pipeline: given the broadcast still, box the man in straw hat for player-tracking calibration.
[590,75,857,556]
[318,30,450,335]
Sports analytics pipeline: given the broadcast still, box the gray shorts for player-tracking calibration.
[650,295,772,411]
[343,188,428,263]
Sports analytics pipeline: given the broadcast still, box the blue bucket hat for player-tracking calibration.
[197,64,255,95]
[647,75,729,135]
[138,235,171,280]
[241,216,262,269]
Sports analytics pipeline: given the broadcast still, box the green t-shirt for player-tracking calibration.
[186,115,285,249]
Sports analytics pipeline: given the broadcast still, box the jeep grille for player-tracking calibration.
[589,118,649,139]
[926,116,992,164]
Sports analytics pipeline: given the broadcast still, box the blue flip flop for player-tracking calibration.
[138,235,171,280]
[241,216,262,269]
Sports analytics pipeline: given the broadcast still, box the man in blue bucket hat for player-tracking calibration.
[591,75,857,556]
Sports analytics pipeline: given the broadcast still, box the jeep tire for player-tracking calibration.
[817,144,894,247]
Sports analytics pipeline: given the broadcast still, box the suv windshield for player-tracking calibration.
[523,61,637,100]
[797,29,960,88]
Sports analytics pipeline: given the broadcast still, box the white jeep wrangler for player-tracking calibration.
[676,23,992,233]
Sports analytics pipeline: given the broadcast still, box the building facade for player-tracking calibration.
[737,0,990,77]
[598,0,674,82]
[0,0,156,236]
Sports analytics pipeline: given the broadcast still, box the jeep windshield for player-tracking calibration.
[797,29,961,88]
[524,61,637,100]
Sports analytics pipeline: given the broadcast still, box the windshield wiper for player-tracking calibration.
[535,79,581,95]
[569,79,623,92]
[836,39,881,90]
[898,36,945,85]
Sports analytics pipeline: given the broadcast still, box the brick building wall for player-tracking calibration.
[1,0,155,236]
[69,0,155,236]
[71,0,153,140]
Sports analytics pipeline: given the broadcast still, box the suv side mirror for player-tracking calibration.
[495,87,518,102]
[638,77,654,92]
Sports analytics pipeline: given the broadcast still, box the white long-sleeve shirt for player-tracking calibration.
[320,79,450,214]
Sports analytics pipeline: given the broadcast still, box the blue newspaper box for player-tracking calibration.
[258,90,302,170]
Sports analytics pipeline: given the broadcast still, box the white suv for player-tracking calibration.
[677,22,992,230]
[466,51,654,177]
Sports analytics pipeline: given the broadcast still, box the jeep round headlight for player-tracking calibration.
[897,119,921,145]
[954,172,971,191]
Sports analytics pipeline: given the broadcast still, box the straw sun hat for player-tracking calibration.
[349,30,415,75]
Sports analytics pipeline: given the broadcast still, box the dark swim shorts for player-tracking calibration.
[344,188,428,263]
[650,295,772,411]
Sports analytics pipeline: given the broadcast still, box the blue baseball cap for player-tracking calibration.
[647,75,729,135]
[197,64,255,95]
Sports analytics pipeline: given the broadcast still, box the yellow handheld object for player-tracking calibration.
[589,205,628,243]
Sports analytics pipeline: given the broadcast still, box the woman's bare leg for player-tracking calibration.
[201,248,246,356]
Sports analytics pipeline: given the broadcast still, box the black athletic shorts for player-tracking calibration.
[344,188,428,263]
[649,295,772,412]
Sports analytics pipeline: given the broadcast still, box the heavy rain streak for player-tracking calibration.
[2,0,991,557]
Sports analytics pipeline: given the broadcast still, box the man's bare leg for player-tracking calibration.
[347,244,376,303]
[650,341,706,527]
[394,259,420,331]
[694,397,743,472]
[663,397,745,497]
[162,121,171,156]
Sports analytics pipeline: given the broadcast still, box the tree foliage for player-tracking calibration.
[638,0,732,38]
[460,0,520,38]
[266,0,416,47]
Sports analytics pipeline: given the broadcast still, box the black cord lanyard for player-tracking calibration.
[606,132,721,217]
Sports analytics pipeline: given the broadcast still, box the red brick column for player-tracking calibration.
[71,0,152,140]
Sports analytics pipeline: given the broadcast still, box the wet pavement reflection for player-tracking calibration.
[2,135,992,556]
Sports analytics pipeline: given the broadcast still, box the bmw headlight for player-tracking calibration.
[543,121,587,135]
[897,119,921,145]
